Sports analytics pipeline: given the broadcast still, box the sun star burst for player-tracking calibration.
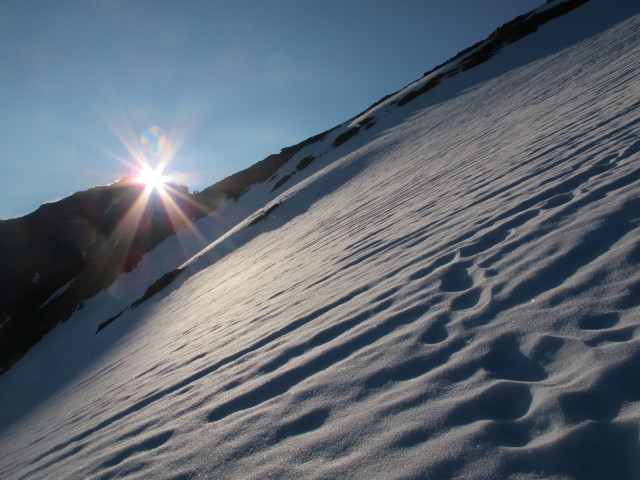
[136,163,171,193]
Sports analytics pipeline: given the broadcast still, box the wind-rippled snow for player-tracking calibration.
[1,1,639,478]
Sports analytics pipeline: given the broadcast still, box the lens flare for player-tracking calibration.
[140,126,171,157]
[135,126,173,192]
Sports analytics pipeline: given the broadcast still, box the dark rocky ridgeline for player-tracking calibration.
[195,127,335,205]
[0,128,334,374]
[0,177,200,374]
[332,116,377,148]
[397,0,589,106]
[327,0,585,111]
[301,1,591,155]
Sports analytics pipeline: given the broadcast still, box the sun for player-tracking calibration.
[136,163,171,193]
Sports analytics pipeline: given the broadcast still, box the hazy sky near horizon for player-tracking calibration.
[0,0,542,219]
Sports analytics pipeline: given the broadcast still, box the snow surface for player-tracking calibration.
[1,0,640,478]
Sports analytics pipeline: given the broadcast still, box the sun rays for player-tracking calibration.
[83,80,238,284]
[82,118,215,285]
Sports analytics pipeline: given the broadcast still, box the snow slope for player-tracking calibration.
[1,0,640,478]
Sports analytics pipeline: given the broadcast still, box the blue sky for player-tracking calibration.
[0,0,542,219]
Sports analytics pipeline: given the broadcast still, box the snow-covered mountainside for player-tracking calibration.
[0,128,332,374]
[1,0,640,478]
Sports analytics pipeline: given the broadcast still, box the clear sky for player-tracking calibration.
[0,0,542,219]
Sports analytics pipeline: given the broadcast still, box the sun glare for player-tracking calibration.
[136,163,171,192]
[97,119,209,261]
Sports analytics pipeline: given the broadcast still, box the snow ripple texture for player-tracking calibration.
[1,1,639,479]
